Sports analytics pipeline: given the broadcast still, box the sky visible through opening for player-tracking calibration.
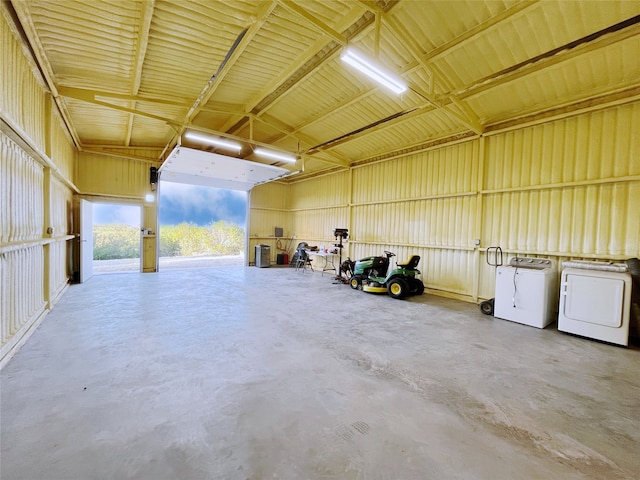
[93,182,247,227]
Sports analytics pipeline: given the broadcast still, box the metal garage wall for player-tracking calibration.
[77,151,151,197]
[478,102,640,300]
[289,171,350,250]
[0,9,46,149]
[249,182,290,265]
[351,141,479,298]
[281,101,639,303]
[0,134,47,363]
[0,11,78,366]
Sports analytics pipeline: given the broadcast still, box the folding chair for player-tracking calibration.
[295,248,313,272]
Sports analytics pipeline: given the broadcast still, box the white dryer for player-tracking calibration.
[558,261,632,346]
[494,257,558,328]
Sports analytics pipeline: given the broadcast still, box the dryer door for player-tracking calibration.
[562,273,625,327]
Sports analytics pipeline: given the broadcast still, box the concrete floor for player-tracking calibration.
[1,266,639,479]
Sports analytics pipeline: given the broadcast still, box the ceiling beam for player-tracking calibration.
[276,0,347,46]
[125,0,155,146]
[57,86,181,126]
[455,16,640,100]
[384,14,484,134]
[255,114,350,167]
[182,1,277,127]
[217,4,369,168]
[54,86,189,107]
[418,1,539,65]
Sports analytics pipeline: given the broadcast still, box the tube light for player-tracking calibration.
[340,47,407,94]
[184,131,242,152]
[254,147,297,163]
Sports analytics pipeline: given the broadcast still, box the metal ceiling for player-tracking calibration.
[8,0,640,183]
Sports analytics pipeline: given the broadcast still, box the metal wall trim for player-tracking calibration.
[351,241,475,252]
[288,204,350,212]
[352,191,478,207]
[0,236,74,255]
[481,175,640,195]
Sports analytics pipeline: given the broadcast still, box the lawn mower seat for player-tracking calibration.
[397,255,420,270]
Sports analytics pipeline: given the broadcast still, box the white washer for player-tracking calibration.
[558,261,632,346]
[494,257,558,328]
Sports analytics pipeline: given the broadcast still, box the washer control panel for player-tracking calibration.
[508,257,555,270]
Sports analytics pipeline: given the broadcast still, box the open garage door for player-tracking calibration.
[157,145,295,269]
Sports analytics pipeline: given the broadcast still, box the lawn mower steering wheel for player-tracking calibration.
[384,251,396,257]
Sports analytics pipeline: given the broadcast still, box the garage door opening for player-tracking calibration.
[158,181,246,270]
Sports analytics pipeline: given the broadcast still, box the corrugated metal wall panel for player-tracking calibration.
[289,171,350,210]
[249,182,291,264]
[0,133,44,243]
[485,103,640,190]
[48,240,68,300]
[251,182,289,210]
[291,207,349,243]
[425,248,476,296]
[249,209,290,238]
[0,13,46,150]
[352,140,478,203]
[351,196,476,248]
[280,102,638,302]
[477,102,640,300]
[50,176,71,237]
[285,172,350,250]
[1,9,77,364]
[49,108,76,182]
[77,152,149,196]
[0,247,45,353]
[482,182,640,258]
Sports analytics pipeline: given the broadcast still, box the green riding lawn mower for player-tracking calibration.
[343,251,424,299]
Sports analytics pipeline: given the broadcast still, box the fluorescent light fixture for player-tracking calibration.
[340,47,407,94]
[254,147,297,163]
[184,131,242,152]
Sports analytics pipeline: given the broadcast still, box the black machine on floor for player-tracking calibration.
[346,251,424,299]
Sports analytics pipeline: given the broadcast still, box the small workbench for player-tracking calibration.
[307,250,339,276]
